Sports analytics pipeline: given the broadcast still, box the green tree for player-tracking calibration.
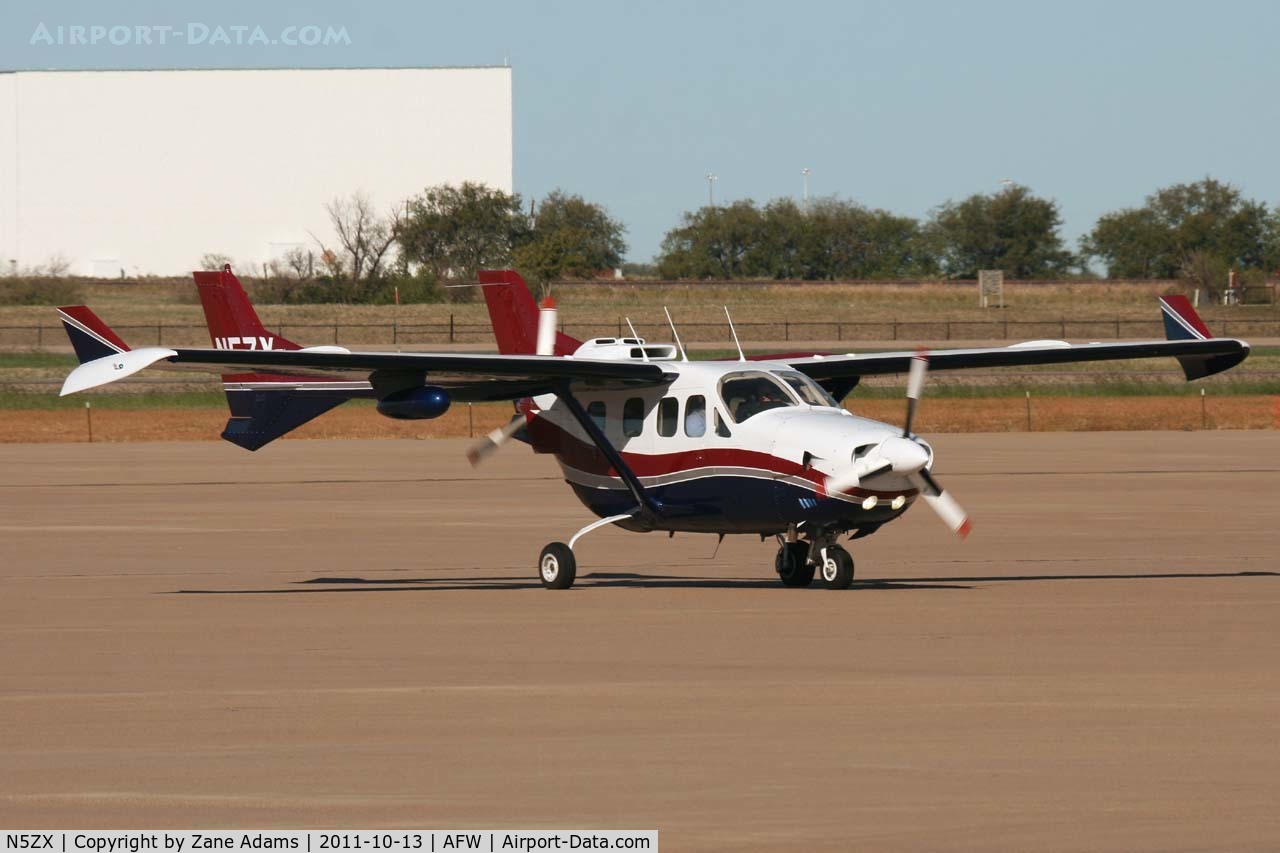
[657,201,767,279]
[1079,208,1170,277]
[396,182,530,283]
[514,190,627,286]
[928,185,1075,279]
[514,229,591,292]
[656,197,931,280]
[804,198,935,279]
[1082,178,1273,283]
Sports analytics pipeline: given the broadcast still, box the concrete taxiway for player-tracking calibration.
[1,433,1277,850]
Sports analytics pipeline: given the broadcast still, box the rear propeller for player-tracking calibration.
[466,414,526,467]
[824,350,971,538]
[467,297,558,467]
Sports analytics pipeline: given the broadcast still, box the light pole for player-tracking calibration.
[706,172,718,207]
[801,167,811,213]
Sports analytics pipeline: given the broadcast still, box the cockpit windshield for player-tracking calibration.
[719,372,797,423]
[776,371,839,408]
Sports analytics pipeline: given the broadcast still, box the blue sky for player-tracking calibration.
[4,0,1279,262]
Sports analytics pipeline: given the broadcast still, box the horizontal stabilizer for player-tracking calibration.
[60,347,178,396]
[222,388,353,451]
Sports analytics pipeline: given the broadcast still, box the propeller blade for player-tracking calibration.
[909,470,972,539]
[466,415,525,467]
[903,350,928,437]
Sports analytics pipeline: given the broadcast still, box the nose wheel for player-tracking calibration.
[818,545,855,589]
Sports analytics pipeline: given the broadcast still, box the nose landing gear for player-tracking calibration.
[774,528,855,590]
[817,545,855,590]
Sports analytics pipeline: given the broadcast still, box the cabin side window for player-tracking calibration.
[657,397,678,437]
[684,395,706,437]
[623,397,645,437]
[587,401,607,432]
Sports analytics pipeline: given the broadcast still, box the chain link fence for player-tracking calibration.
[4,316,1279,350]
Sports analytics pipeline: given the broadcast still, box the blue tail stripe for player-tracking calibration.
[60,317,123,364]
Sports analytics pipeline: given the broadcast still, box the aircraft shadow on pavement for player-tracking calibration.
[170,568,1277,595]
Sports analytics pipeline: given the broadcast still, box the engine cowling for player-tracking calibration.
[376,386,452,420]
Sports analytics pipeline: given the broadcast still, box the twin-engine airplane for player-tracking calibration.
[57,267,1248,589]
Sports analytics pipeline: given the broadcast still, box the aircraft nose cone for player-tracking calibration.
[879,436,930,474]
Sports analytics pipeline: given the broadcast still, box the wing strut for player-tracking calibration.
[555,384,664,522]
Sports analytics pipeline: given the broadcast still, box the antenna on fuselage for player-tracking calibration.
[724,306,746,362]
[624,317,649,362]
[663,306,689,362]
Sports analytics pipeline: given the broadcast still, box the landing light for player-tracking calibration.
[891,495,906,510]
[861,496,878,510]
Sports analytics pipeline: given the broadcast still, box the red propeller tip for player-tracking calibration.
[956,518,973,539]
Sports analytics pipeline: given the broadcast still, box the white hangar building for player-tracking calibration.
[0,66,513,276]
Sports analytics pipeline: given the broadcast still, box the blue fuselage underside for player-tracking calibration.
[568,474,910,535]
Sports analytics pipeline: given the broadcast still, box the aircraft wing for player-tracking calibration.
[61,346,675,401]
[781,337,1249,398]
[775,295,1249,397]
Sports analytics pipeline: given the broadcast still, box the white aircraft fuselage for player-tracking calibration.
[521,342,927,538]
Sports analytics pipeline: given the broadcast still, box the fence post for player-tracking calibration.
[1003,319,1008,339]
[784,320,789,341]
[157,322,162,346]
[1025,391,1032,432]
[334,323,339,345]
[945,321,951,341]
[36,325,42,347]
[837,323,842,341]
[892,319,897,341]
[1115,316,1120,338]
[1060,319,1066,338]
[618,317,623,337]
[449,314,455,342]
[393,322,398,345]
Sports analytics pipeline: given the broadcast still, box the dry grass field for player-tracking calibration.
[2,278,1182,323]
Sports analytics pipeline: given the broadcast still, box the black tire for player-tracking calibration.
[818,545,855,590]
[538,542,576,590]
[775,541,814,587]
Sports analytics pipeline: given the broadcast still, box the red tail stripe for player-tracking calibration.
[56,306,130,352]
[1160,295,1212,339]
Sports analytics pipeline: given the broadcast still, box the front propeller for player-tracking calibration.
[823,350,971,538]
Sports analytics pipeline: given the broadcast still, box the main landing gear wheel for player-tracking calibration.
[819,546,855,590]
[775,541,814,587]
[538,542,576,590]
